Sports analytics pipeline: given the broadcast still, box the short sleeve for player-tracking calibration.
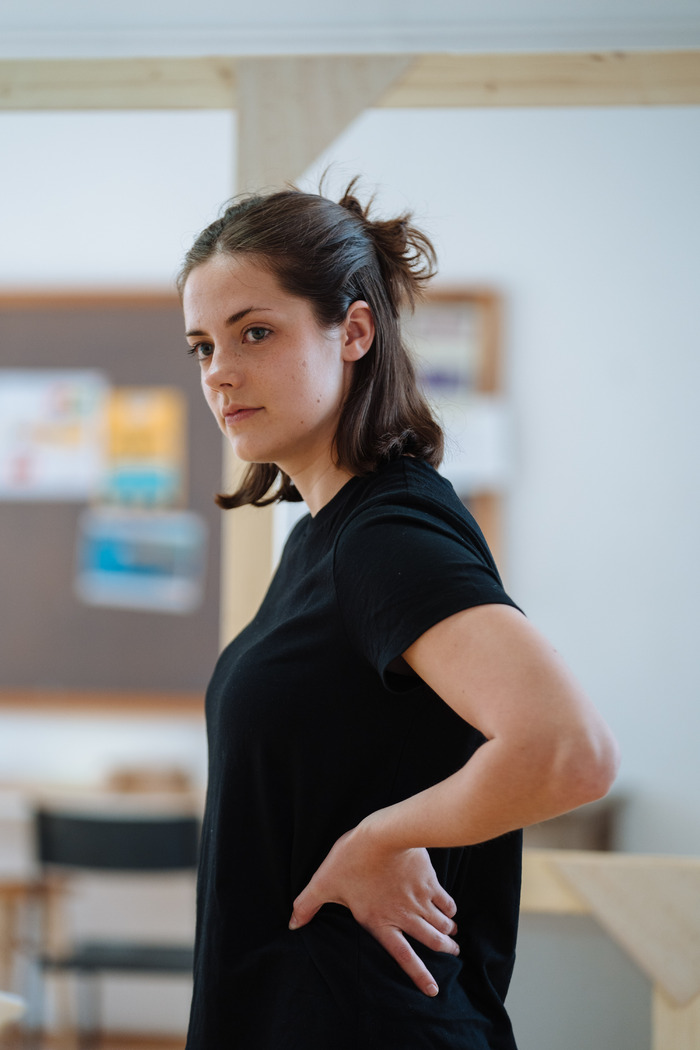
[333,498,519,690]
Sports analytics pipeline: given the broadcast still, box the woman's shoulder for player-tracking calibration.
[351,458,477,532]
[335,457,497,567]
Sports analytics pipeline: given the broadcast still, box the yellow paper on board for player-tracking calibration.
[103,387,186,506]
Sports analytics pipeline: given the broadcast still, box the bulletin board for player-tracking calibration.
[0,293,222,701]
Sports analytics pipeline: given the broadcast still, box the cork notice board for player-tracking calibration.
[0,293,222,698]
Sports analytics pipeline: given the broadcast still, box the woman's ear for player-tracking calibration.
[341,301,375,362]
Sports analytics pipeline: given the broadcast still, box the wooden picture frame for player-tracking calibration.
[404,287,506,564]
[403,287,502,398]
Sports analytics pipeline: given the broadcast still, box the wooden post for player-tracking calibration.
[523,849,700,1050]
[653,987,700,1050]
[219,54,414,646]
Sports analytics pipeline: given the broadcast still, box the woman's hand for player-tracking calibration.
[288,822,459,997]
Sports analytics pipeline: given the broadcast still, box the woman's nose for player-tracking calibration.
[203,348,243,390]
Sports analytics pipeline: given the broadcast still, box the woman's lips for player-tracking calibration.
[223,407,262,425]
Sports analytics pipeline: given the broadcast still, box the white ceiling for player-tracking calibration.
[2,0,700,59]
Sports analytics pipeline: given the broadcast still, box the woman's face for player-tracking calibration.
[183,254,371,488]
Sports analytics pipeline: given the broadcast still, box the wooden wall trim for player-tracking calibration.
[0,689,204,717]
[0,290,179,308]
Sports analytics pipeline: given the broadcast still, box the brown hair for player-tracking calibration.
[178,180,444,508]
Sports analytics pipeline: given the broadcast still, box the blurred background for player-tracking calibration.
[1,3,699,1048]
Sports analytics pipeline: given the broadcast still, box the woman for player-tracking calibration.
[179,183,619,1049]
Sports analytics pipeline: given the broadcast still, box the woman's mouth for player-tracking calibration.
[223,406,262,426]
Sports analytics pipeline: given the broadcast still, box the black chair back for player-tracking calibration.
[35,809,200,871]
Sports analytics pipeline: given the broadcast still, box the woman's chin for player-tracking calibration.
[225,438,274,466]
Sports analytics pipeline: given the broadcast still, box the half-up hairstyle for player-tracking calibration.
[177,179,444,508]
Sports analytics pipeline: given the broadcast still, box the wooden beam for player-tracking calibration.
[235,54,414,189]
[0,57,236,110]
[523,849,700,1050]
[2,51,699,112]
[554,851,700,1006]
[218,447,276,647]
[653,987,700,1050]
[381,50,700,108]
[218,54,415,645]
[520,848,589,915]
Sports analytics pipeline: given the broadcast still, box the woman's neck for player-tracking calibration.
[289,462,356,516]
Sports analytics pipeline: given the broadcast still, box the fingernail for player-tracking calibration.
[288,917,299,930]
[426,983,439,997]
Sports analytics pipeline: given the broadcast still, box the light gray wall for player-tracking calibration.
[304,105,700,857]
[1,104,698,1043]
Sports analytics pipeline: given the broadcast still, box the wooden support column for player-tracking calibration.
[219,54,414,645]
[235,55,413,191]
[522,849,700,1050]
[653,988,700,1050]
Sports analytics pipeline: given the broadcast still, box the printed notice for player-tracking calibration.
[75,507,207,614]
[0,370,107,499]
[101,387,186,507]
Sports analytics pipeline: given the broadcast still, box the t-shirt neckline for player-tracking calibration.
[309,473,363,528]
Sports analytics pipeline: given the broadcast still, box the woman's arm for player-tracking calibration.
[368,603,620,847]
[289,603,620,994]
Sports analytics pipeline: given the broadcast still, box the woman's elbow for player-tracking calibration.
[554,723,621,811]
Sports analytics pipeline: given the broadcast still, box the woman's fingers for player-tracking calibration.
[408,914,460,956]
[432,885,458,920]
[425,901,458,937]
[370,925,441,997]
[287,832,461,995]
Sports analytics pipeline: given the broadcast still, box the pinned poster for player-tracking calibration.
[75,507,207,613]
[0,369,107,500]
[100,387,186,507]
[403,301,482,399]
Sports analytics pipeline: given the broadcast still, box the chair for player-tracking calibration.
[27,807,199,1050]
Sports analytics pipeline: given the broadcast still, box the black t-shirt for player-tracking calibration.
[186,459,522,1050]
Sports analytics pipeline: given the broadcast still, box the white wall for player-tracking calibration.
[2,105,699,853]
[0,111,234,287]
[302,105,700,857]
[1,104,699,1045]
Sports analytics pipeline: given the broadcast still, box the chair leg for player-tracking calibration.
[21,960,46,1050]
[76,973,100,1050]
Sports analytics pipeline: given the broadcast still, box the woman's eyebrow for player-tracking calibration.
[225,306,273,327]
[186,306,273,338]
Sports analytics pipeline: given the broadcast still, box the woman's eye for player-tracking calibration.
[187,342,213,360]
[244,327,270,344]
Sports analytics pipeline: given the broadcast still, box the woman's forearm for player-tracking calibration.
[358,723,618,852]
[388,602,620,851]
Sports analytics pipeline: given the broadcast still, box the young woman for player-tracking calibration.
[179,183,619,1049]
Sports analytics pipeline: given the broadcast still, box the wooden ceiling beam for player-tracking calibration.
[1,51,699,111]
[0,57,237,110]
[383,50,700,107]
